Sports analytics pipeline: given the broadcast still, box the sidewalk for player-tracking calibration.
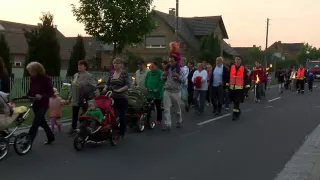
[274,124,320,180]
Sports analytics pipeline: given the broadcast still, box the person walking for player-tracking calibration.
[104,58,130,138]
[26,62,55,145]
[277,68,285,93]
[209,57,229,115]
[229,57,249,121]
[68,60,99,136]
[306,68,314,91]
[185,61,196,112]
[134,60,149,88]
[296,64,307,94]
[180,58,189,107]
[192,63,208,116]
[206,64,213,106]
[250,61,265,102]
[162,55,187,131]
[144,62,164,125]
[0,57,10,94]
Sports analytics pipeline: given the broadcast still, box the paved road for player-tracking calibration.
[1,84,320,180]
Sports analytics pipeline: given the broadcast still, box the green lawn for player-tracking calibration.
[13,101,73,127]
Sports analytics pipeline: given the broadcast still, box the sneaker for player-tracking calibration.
[176,122,182,128]
[162,125,171,131]
[67,128,77,136]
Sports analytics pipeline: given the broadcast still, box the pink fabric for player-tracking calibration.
[49,96,65,117]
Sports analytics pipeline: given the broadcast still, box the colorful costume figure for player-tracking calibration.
[163,42,181,80]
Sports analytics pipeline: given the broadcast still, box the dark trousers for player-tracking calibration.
[187,86,194,106]
[147,99,162,121]
[233,101,241,117]
[29,107,54,143]
[71,106,87,129]
[308,80,313,90]
[297,79,305,93]
[113,98,128,135]
[211,86,224,112]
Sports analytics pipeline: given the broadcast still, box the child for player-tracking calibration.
[49,88,66,132]
[81,99,103,134]
[162,42,181,80]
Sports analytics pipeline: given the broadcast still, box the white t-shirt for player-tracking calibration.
[192,70,208,90]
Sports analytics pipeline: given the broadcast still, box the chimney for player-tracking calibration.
[253,45,256,48]
[169,8,176,16]
[278,41,282,44]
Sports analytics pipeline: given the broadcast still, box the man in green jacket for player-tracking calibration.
[144,62,164,125]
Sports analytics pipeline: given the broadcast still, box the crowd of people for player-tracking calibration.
[0,41,315,149]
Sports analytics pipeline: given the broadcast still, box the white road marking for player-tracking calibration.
[265,105,274,108]
[197,114,231,125]
[268,97,282,102]
[197,109,252,125]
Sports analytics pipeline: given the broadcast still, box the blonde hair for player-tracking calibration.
[113,58,123,64]
[26,62,46,76]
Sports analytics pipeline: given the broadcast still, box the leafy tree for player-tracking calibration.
[247,46,263,65]
[66,35,86,76]
[24,12,61,76]
[199,33,221,65]
[123,51,143,73]
[71,0,156,60]
[297,43,320,65]
[0,34,11,75]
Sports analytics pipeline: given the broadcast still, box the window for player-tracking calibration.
[15,61,22,67]
[145,36,166,48]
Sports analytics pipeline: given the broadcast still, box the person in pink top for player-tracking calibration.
[49,88,66,132]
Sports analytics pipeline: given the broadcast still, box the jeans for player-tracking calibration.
[71,106,87,129]
[193,90,206,114]
[29,107,54,143]
[187,86,194,106]
[297,79,305,93]
[181,85,188,105]
[211,86,224,112]
[147,99,162,121]
[163,91,182,126]
[255,82,265,100]
[308,80,313,90]
[113,98,128,135]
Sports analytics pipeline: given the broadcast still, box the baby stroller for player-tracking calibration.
[0,96,34,161]
[126,87,156,132]
[73,91,119,151]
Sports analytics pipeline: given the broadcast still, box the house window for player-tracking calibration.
[145,36,166,48]
[14,61,22,67]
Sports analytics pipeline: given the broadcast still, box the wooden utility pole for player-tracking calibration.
[175,0,179,41]
[264,18,270,67]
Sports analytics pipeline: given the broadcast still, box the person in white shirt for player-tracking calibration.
[192,63,208,116]
[134,60,149,88]
[180,58,189,106]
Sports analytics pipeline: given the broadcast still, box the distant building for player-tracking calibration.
[268,41,304,60]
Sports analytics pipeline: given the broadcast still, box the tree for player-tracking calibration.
[246,46,263,65]
[123,51,144,73]
[199,33,221,65]
[71,0,156,59]
[24,12,61,76]
[0,34,11,75]
[297,43,320,65]
[66,35,86,76]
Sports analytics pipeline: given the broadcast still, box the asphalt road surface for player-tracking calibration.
[1,84,320,180]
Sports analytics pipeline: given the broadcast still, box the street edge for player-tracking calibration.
[273,123,320,180]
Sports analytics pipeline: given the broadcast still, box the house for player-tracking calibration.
[268,41,304,60]
[64,37,113,69]
[122,9,239,64]
[0,20,70,69]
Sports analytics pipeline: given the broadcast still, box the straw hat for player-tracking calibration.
[53,88,59,95]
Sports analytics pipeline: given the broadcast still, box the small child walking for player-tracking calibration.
[49,88,66,132]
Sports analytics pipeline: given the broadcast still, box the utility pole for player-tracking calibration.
[264,18,270,67]
[175,0,179,42]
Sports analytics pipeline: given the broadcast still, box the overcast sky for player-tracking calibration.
[1,0,319,48]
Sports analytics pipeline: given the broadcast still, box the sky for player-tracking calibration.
[1,0,319,48]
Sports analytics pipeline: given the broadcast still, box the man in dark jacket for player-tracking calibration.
[185,61,196,112]
[209,57,229,115]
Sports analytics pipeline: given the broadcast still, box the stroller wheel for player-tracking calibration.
[13,132,32,155]
[109,129,119,146]
[137,115,145,132]
[73,134,85,151]
[0,137,9,161]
